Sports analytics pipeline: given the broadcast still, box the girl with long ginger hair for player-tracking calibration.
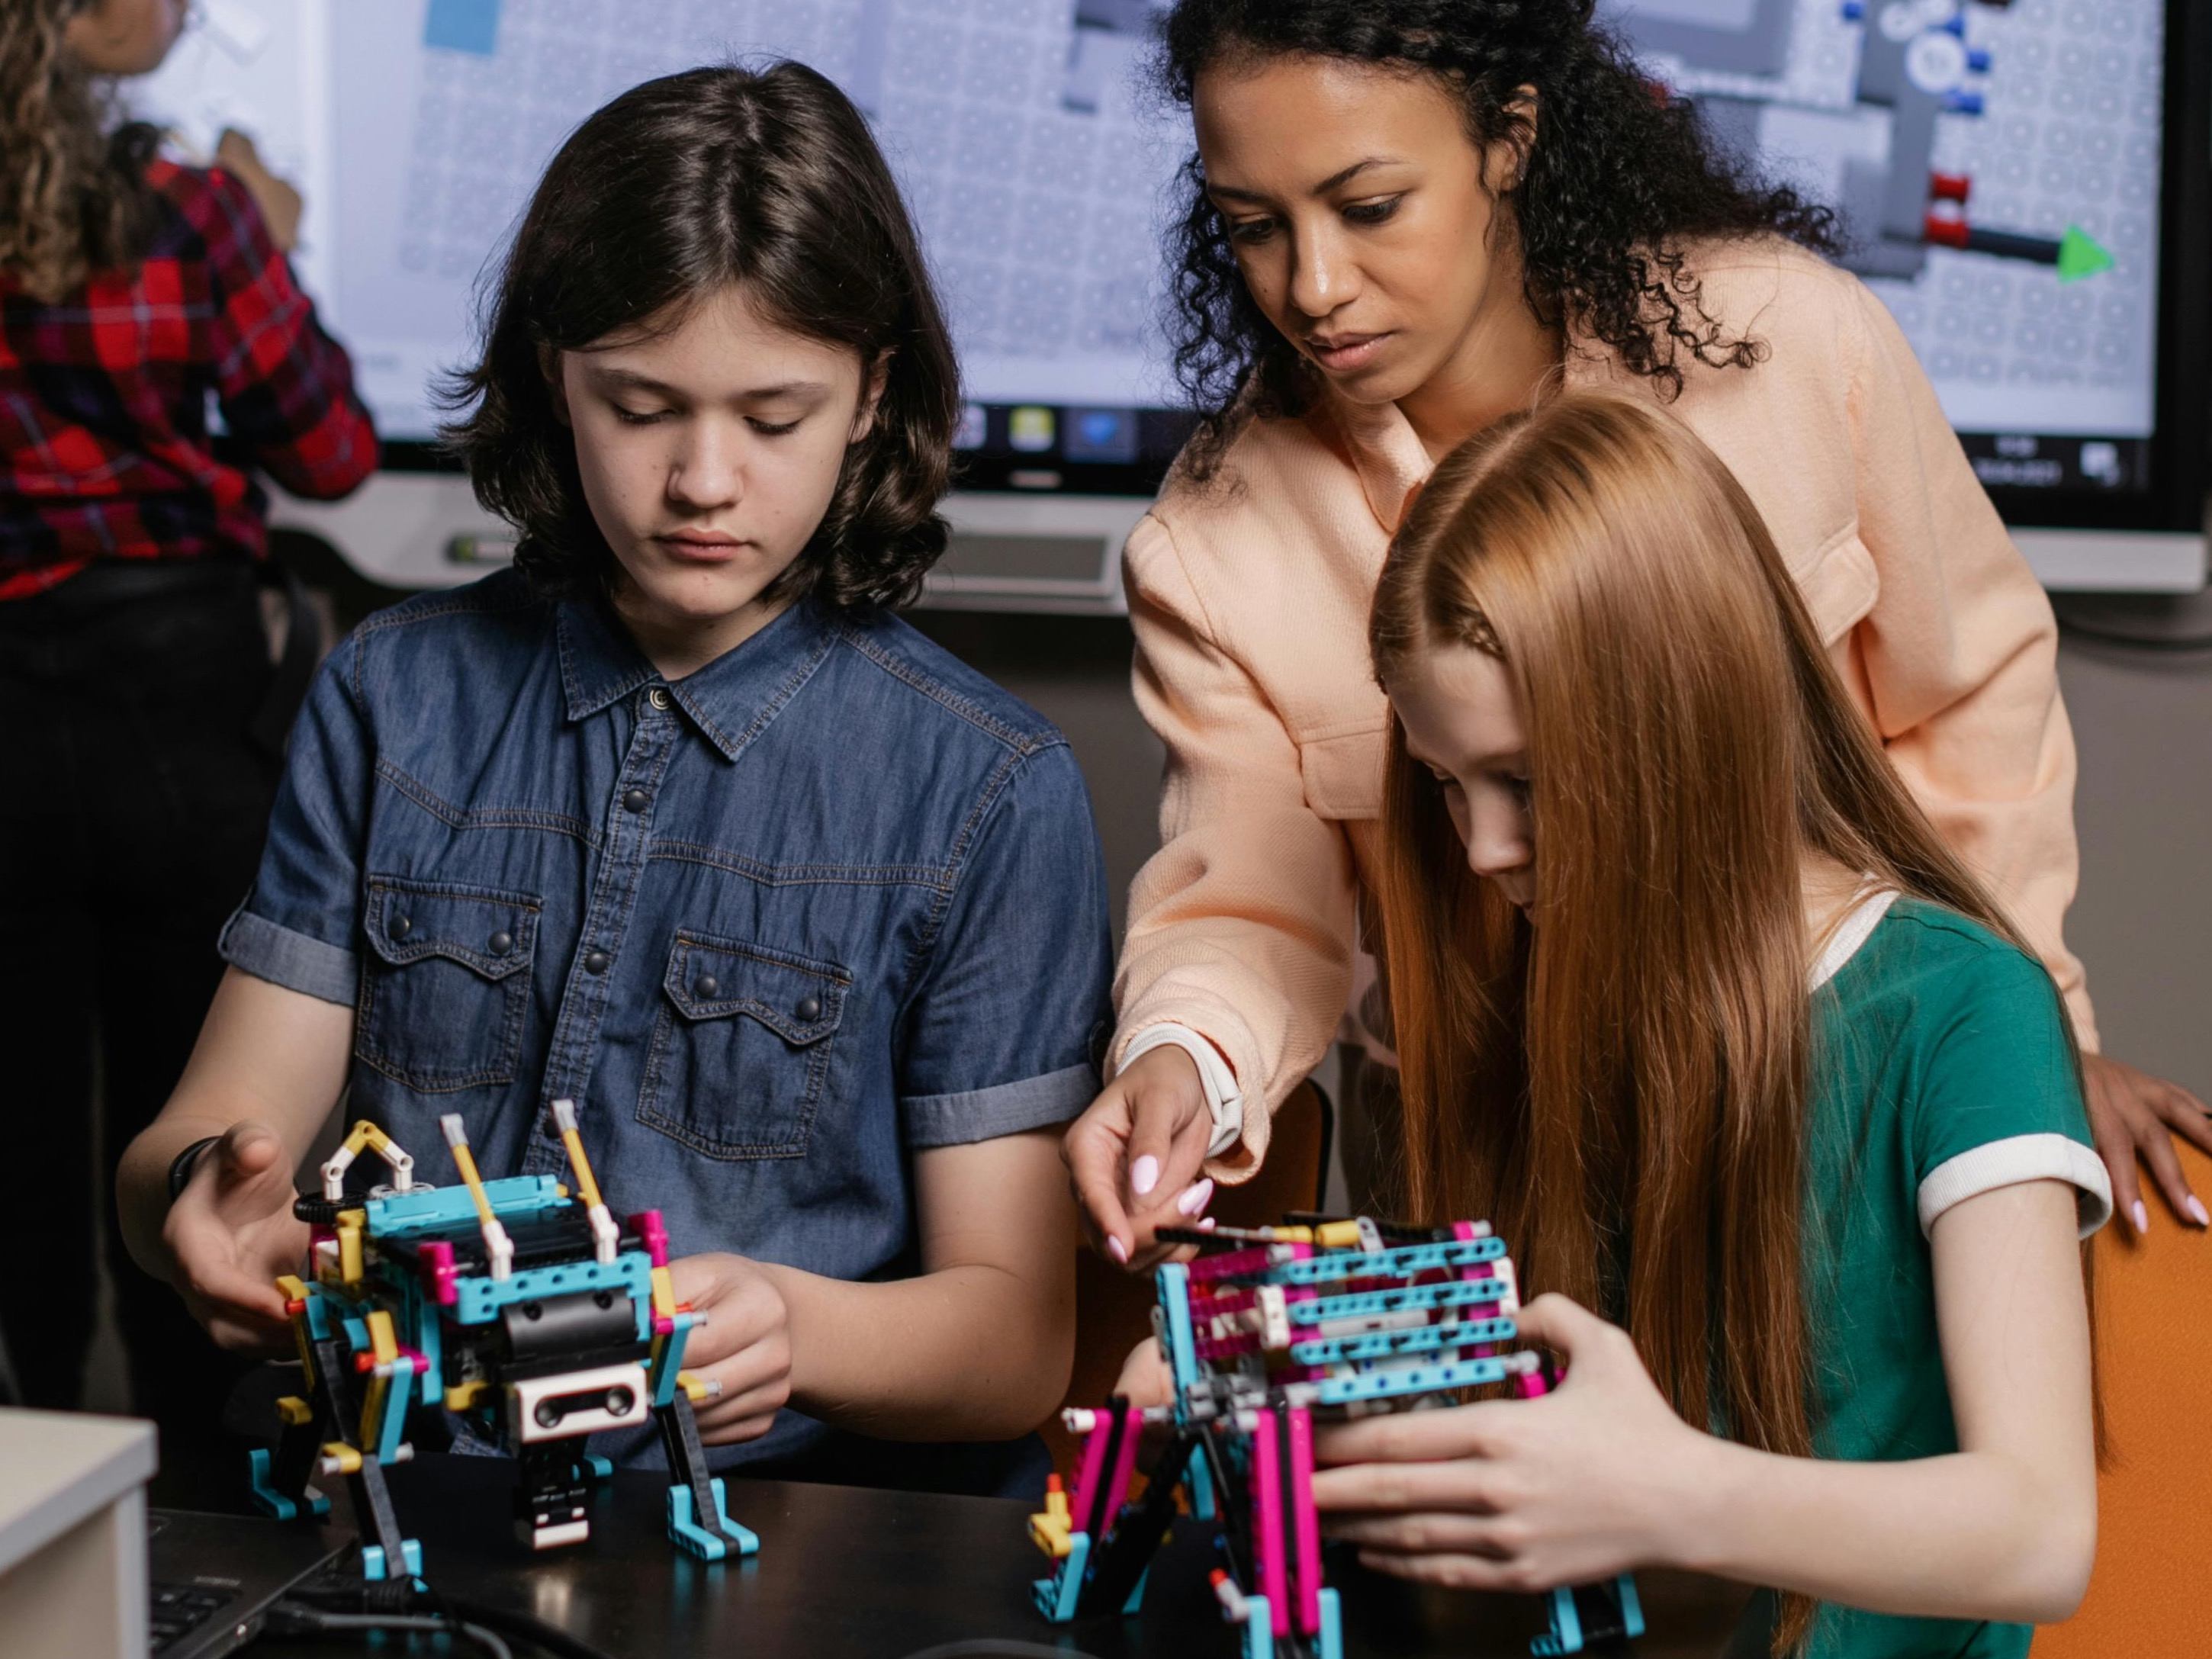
[1323,393,2107,1657]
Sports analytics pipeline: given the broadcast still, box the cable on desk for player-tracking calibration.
[436,1598,622,1659]
[262,1574,620,1659]
[261,1605,513,1659]
[899,1644,1107,1659]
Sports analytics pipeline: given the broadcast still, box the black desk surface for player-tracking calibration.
[243,1455,1750,1658]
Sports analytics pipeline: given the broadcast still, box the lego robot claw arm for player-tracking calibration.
[550,1098,620,1266]
[322,1120,416,1202]
[438,1114,514,1281]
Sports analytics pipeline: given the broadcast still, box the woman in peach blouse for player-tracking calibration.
[1063,0,2212,1263]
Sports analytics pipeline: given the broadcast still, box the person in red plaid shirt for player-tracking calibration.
[0,0,375,1492]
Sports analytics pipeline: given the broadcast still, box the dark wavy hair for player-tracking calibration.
[0,0,160,302]
[1159,0,1839,477]
[442,61,960,610]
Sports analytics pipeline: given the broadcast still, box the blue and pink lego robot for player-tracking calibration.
[1030,1214,1644,1658]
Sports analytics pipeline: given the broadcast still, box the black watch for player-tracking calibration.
[166,1136,223,1204]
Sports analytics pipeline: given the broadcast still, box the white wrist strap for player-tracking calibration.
[1118,1024,1245,1158]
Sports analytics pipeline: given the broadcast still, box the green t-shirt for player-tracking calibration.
[1733,895,2108,1659]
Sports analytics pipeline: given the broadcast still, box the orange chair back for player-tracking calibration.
[2036,1142,2212,1654]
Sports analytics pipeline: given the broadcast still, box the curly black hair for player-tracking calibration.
[442,61,960,611]
[1159,0,1839,479]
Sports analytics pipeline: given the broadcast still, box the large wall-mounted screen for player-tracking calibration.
[133,0,2204,530]
[1603,0,2206,531]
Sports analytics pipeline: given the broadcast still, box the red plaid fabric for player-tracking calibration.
[1,158,378,601]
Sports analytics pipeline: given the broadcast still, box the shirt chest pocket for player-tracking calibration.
[636,932,849,1161]
[355,878,539,1092]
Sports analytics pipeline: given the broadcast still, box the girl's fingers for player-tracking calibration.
[1497,1291,1609,1358]
[1355,1548,1527,1593]
[1310,1452,1506,1514]
[1315,1402,1506,1468]
[1324,1512,1513,1555]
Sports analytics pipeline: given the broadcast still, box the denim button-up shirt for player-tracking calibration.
[221,569,1113,1474]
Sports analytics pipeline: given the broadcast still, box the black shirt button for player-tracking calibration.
[695,976,720,999]
[622,788,649,813]
[795,995,822,1021]
[489,931,513,955]
[390,915,413,940]
[584,950,611,975]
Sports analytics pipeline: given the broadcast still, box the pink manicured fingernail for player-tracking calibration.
[2132,1201,2149,1235]
[1130,1155,1160,1197]
[1178,1178,1215,1217]
[1106,1235,1130,1264]
[2188,1197,2209,1228]
[1197,1217,1217,1232]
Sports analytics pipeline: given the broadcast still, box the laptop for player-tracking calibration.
[146,1509,349,1659]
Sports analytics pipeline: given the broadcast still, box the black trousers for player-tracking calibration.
[0,561,281,1484]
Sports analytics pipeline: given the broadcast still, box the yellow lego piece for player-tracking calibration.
[359,1372,388,1449]
[1027,1477,1075,1558]
[650,1264,677,1320]
[337,1219,364,1285]
[291,1320,317,1387]
[678,1371,710,1405]
[338,1120,407,1165]
[447,1140,498,1228]
[1314,1220,1365,1249]
[444,1380,490,1412]
[366,1308,398,1365]
[275,1274,308,1301]
[320,1441,362,1476]
[276,1395,313,1426]
[338,1208,365,1230]
[1273,1227,1314,1245]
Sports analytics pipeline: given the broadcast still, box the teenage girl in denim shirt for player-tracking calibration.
[118,63,1114,1494]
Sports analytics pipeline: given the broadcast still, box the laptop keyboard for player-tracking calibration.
[150,1580,236,1654]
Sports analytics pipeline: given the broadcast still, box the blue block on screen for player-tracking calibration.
[425,0,500,56]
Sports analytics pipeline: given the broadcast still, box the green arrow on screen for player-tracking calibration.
[2056,226,2115,283]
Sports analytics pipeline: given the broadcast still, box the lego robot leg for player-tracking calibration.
[654,1393,759,1561]
[345,1453,422,1583]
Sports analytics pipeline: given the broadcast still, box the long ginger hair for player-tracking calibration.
[1368,392,2059,1652]
[0,0,159,302]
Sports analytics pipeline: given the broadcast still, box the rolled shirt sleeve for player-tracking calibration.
[895,741,1115,1149]
[217,634,372,1005]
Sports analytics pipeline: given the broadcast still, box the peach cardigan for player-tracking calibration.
[1113,239,2093,1169]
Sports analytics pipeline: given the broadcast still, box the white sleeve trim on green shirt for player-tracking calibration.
[1916,1132,2114,1239]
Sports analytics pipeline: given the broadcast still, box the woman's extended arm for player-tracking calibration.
[115,966,355,1352]
[1066,513,1362,1262]
[1312,1180,2095,1625]
[668,1126,1077,1445]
